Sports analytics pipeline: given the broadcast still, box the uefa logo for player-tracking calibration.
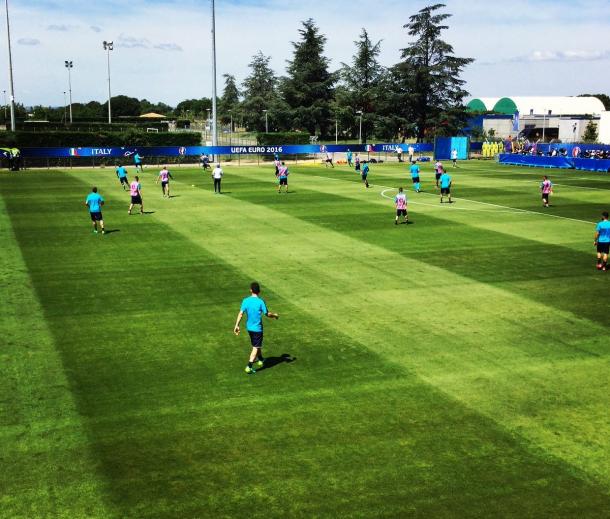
[178,147,186,156]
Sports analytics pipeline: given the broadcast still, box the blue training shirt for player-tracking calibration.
[116,166,127,178]
[440,173,451,188]
[597,220,610,243]
[410,164,420,178]
[240,296,268,332]
[134,153,142,164]
[85,192,103,213]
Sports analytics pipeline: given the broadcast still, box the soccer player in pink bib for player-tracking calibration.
[156,166,173,198]
[128,175,144,215]
[394,187,409,225]
[434,160,443,188]
[540,175,553,207]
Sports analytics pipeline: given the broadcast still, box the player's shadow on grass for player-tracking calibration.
[142,211,156,215]
[104,229,121,235]
[259,353,296,371]
[168,195,181,198]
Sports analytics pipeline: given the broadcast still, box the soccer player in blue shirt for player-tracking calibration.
[85,186,105,234]
[361,162,370,188]
[410,162,421,192]
[134,151,143,172]
[439,169,452,203]
[594,211,610,271]
[346,149,353,167]
[234,282,279,374]
[115,164,129,190]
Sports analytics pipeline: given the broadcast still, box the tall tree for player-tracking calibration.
[219,74,240,125]
[281,19,336,136]
[336,28,384,141]
[393,4,473,141]
[241,51,279,132]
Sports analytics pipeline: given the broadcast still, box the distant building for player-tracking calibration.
[466,96,607,143]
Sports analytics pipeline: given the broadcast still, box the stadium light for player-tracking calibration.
[64,60,73,123]
[3,89,6,120]
[263,109,268,133]
[63,91,67,122]
[103,41,113,124]
[210,0,218,147]
[356,110,363,144]
[4,0,16,131]
[228,109,233,146]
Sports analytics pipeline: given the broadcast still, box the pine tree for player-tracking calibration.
[241,52,278,132]
[219,74,240,126]
[582,119,598,143]
[336,28,384,142]
[393,4,473,141]
[281,19,336,137]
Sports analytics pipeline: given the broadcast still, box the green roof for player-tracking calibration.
[467,99,487,112]
[493,97,518,115]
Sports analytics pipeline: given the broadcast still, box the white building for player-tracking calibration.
[467,96,608,143]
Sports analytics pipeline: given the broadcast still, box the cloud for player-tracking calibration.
[520,49,610,62]
[47,24,77,31]
[17,38,41,46]
[90,25,102,33]
[153,43,183,52]
[116,35,150,49]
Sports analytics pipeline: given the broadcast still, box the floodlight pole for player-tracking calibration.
[357,110,363,144]
[63,91,67,122]
[229,109,233,146]
[335,118,338,144]
[65,60,73,123]
[210,0,218,147]
[5,0,16,131]
[103,41,113,124]
[3,89,6,120]
[263,109,268,133]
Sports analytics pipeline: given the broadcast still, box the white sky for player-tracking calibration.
[5,0,610,107]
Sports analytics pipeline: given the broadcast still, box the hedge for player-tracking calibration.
[256,132,310,145]
[0,130,202,148]
[16,122,170,132]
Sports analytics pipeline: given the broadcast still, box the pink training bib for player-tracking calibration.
[130,182,139,196]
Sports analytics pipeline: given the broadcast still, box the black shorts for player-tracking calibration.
[119,176,128,184]
[135,162,142,168]
[131,195,142,204]
[279,177,288,185]
[597,242,610,254]
[161,181,169,187]
[355,164,361,171]
[435,173,441,180]
[248,331,263,348]
[412,176,420,183]
[90,211,103,221]
[542,193,549,201]
[441,187,450,195]
[326,158,333,163]
[396,209,407,217]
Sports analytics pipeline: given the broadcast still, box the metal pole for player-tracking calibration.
[63,91,67,122]
[68,65,73,123]
[103,41,113,124]
[335,119,338,144]
[229,111,232,146]
[210,0,218,147]
[359,113,363,144]
[542,111,546,142]
[107,48,111,123]
[3,89,6,120]
[5,0,16,131]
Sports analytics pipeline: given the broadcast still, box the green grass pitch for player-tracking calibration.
[1,160,609,517]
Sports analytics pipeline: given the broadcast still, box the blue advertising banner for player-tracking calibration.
[19,143,434,159]
[499,154,610,172]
